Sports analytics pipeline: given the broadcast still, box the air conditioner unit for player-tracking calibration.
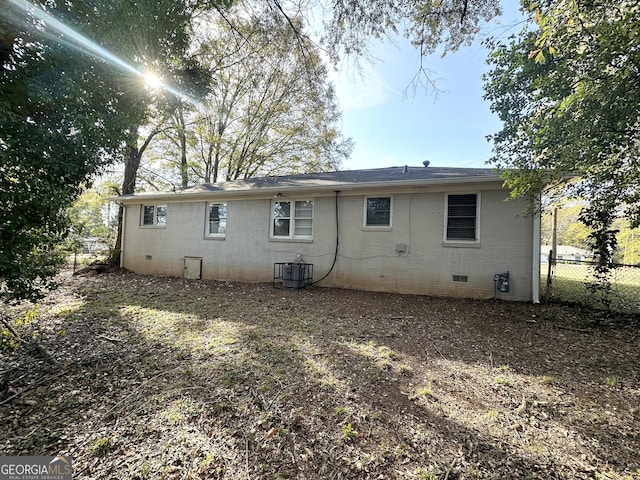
[273,262,313,289]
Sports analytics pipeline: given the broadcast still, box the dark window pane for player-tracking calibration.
[447,194,476,206]
[273,219,290,237]
[366,197,391,226]
[209,206,220,221]
[448,205,476,217]
[447,194,477,240]
[273,201,290,218]
[208,204,227,234]
[143,206,154,225]
[447,219,476,240]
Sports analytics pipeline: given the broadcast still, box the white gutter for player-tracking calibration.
[119,203,126,269]
[532,195,541,303]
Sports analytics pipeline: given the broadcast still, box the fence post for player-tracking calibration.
[545,249,553,304]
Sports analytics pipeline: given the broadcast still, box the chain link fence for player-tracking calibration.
[542,256,640,314]
[68,250,112,274]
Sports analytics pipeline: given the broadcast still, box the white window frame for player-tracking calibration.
[271,199,313,239]
[363,195,393,229]
[140,204,167,227]
[444,192,480,244]
[205,202,227,237]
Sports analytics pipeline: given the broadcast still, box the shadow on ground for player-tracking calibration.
[1,270,638,479]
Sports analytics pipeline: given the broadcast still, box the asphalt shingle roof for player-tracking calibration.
[117,166,501,201]
[181,166,499,193]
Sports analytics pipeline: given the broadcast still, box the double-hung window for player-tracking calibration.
[446,193,478,242]
[272,200,313,239]
[206,202,227,237]
[364,196,392,228]
[141,205,167,227]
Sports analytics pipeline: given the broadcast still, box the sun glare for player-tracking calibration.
[144,71,163,90]
[10,0,204,108]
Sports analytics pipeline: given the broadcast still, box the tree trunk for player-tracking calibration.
[111,127,161,265]
[212,145,221,183]
[204,143,214,183]
[179,132,188,188]
[176,102,189,188]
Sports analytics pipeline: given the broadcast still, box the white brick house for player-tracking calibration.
[115,166,541,302]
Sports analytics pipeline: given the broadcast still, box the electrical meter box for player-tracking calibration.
[494,271,510,293]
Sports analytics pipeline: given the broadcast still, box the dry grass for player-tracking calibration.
[1,269,639,479]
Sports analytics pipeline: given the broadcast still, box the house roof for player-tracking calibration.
[116,165,503,203]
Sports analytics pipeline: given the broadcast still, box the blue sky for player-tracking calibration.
[331,7,525,171]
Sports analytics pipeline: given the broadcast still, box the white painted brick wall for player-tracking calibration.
[122,186,534,301]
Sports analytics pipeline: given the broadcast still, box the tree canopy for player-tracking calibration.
[484,0,640,270]
[139,10,352,190]
[1,0,218,301]
[317,0,501,61]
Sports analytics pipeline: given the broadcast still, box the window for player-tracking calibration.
[206,203,227,236]
[272,200,313,239]
[141,205,167,226]
[446,193,478,241]
[364,196,392,227]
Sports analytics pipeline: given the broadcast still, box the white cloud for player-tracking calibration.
[329,57,409,112]
[330,66,387,111]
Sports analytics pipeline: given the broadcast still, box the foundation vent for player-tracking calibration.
[452,275,468,283]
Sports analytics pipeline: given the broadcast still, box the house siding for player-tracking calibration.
[121,184,534,301]
[330,189,532,300]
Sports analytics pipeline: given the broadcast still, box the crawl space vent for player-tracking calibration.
[452,275,468,283]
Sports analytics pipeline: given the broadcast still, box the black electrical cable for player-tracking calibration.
[311,190,340,285]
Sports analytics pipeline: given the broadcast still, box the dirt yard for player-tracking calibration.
[1,269,639,479]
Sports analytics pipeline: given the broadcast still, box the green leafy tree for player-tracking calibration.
[142,10,352,188]
[614,221,640,266]
[1,0,222,302]
[2,1,136,302]
[483,1,640,280]
[67,188,112,241]
[541,203,591,249]
[317,0,501,68]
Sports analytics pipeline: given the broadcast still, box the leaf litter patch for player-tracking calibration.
[1,269,639,479]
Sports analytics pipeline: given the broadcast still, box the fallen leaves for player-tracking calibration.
[1,269,639,478]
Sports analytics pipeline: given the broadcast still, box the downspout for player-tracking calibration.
[532,194,541,303]
[119,203,126,269]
